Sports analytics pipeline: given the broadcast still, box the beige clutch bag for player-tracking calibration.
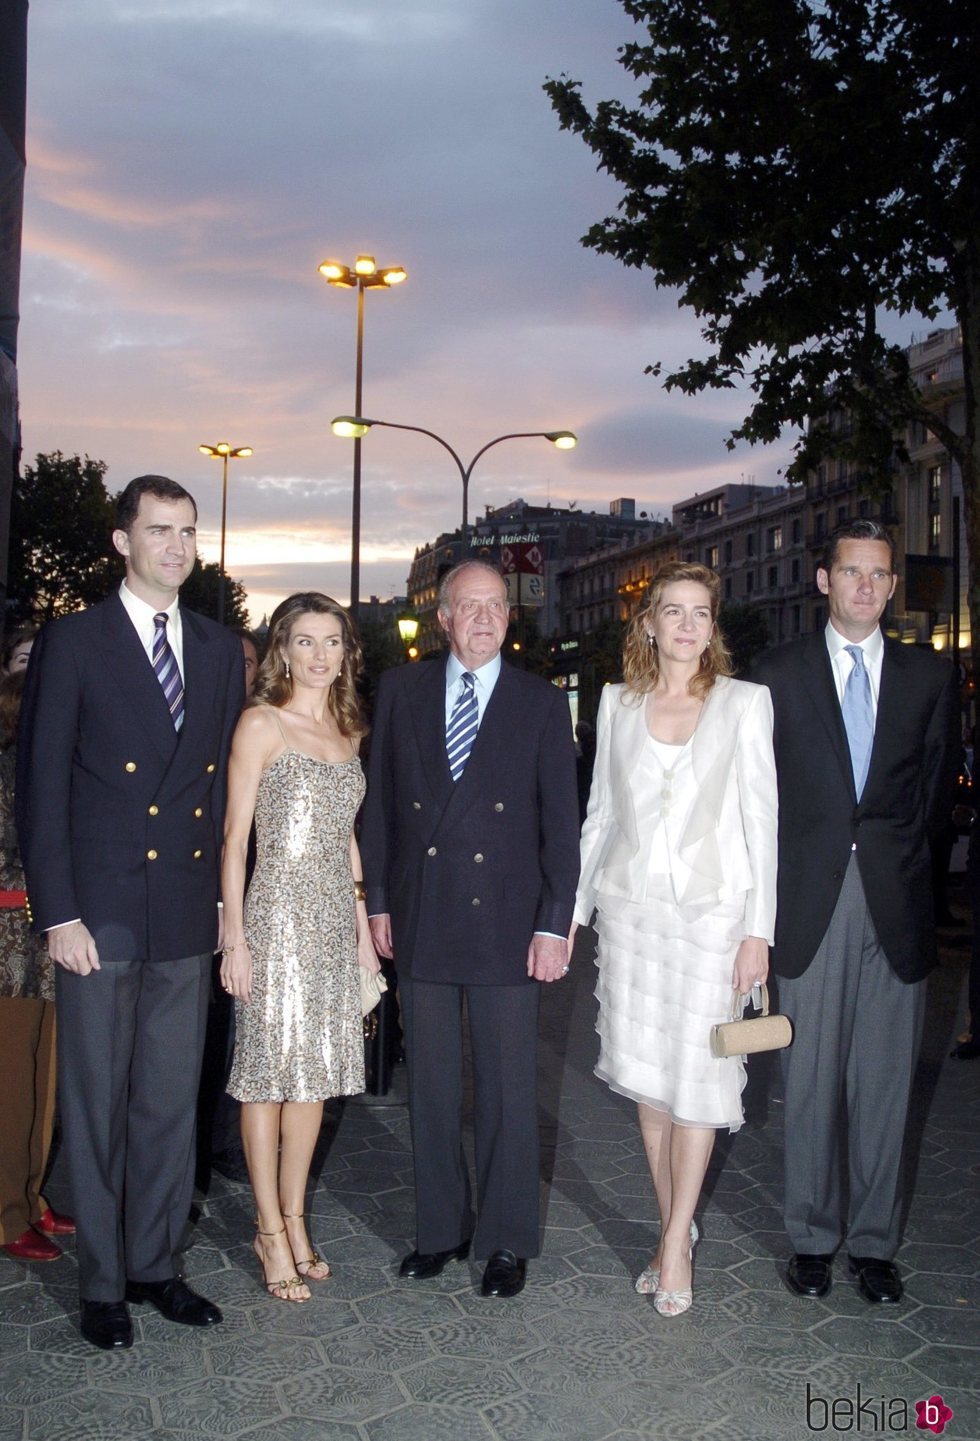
[709,983,792,1058]
[360,966,388,1018]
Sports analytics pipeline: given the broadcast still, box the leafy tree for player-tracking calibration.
[545,0,980,637]
[179,559,250,629]
[7,452,117,623]
[719,601,769,676]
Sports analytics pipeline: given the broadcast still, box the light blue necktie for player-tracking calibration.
[841,644,873,799]
[446,672,478,782]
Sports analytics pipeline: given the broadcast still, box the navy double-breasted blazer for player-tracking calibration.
[17,592,244,963]
[359,655,580,986]
[752,631,959,982]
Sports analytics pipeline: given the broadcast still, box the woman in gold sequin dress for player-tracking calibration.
[221,593,380,1303]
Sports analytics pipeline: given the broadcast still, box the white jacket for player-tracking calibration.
[575,675,777,942]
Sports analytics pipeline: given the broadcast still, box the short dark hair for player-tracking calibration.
[116,475,198,532]
[820,519,896,575]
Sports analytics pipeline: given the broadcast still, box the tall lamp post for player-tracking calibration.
[330,416,577,544]
[318,256,407,622]
[198,442,252,624]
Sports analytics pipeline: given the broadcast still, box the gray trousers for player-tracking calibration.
[56,953,211,1301]
[778,856,925,1258]
[399,977,541,1261]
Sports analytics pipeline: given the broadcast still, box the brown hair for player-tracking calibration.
[622,561,732,701]
[252,592,365,737]
[0,670,25,749]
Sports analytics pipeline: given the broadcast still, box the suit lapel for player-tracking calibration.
[797,632,854,795]
[97,594,179,764]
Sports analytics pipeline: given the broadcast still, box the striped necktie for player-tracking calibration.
[152,612,185,731]
[446,672,478,781]
[842,644,873,798]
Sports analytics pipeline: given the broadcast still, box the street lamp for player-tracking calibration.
[329,416,577,542]
[198,442,253,625]
[318,255,408,622]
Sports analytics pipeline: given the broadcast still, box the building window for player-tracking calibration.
[724,539,733,565]
[768,565,778,589]
[707,545,719,569]
[766,525,782,553]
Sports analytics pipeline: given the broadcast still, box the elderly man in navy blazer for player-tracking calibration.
[17,475,243,1350]
[360,561,579,1298]
[753,520,959,1305]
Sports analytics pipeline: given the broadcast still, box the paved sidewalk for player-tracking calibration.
[1,917,978,1441]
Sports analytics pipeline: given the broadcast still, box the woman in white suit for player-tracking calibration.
[571,562,777,1317]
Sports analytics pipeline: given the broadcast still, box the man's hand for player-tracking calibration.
[47,921,101,975]
[369,913,394,960]
[526,933,569,983]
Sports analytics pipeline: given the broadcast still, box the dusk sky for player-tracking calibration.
[17,0,930,624]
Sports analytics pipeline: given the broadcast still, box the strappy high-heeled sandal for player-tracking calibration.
[281,1212,331,1281]
[635,1219,698,1295]
[253,1224,311,1303]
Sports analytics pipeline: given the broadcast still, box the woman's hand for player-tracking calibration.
[220,943,253,1004]
[733,936,769,996]
[357,932,381,975]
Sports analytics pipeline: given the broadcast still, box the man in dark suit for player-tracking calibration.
[360,561,579,1298]
[17,475,244,1349]
[752,520,958,1304]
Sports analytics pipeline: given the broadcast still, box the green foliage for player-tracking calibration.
[8,452,118,623]
[179,559,251,629]
[544,0,976,485]
[719,601,770,676]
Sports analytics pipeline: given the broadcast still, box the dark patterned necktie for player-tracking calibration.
[446,672,478,781]
[152,612,185,731]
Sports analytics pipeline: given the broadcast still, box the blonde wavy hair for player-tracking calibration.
[622,561,732,701]
[252,592,366,737]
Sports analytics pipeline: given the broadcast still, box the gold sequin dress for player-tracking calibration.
[227,747,366,1103]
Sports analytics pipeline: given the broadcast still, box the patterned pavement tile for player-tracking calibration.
[157,1376,284,1434]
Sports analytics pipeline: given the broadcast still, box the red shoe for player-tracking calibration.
[36,1207,76,1236]
[2,1227,61,1262]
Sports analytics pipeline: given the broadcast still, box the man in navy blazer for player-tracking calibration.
[752,520,959,1305]
[360,561,579,1298]
[17,476,243,1349]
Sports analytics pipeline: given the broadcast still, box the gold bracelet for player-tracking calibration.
[353,882,367,903]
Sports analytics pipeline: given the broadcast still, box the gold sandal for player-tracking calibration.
[281,1211,331,1281]
[253,1224,310,1303]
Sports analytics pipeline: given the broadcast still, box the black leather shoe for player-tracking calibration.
[786,1253,833,1298]
[399,1240,470,1280]
[481,1249,527,1298]
[848,1255,902,1304]
[125,1277,222,1326]
[80,1299,133,1350]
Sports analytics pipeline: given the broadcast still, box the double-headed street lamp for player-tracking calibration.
[198,442,252,625]
[318,255,408,622]
[330,416,577,543]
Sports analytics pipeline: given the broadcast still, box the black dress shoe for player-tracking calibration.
[481,1249,527,1298]
[951,1037,980,1060]
[399,1240,470,1280]
[786,1253,833,1298]
[125,1277,222,1326]
[848,1255,902,1304]
[80,1299,133,1350]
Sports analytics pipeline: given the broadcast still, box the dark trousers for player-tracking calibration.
[0,997,57,1243]
[778,857,925,1259]
[56,954,210,1300]
[399,977,541,1261]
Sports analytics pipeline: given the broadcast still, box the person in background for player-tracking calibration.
[0,670,76,1262]
[571,562,776,1318]
[221,593,379,1303]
